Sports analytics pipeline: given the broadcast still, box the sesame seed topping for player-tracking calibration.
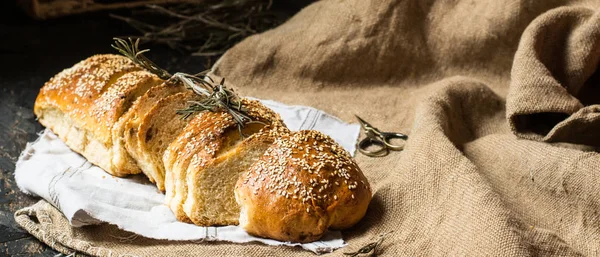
[238,129,371,214]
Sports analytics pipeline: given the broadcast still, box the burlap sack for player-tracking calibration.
[15,0,600,255]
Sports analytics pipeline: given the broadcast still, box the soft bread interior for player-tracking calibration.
[37,107,112,172]
[136,92,199,191]
[107,72,164,175]
[170,123,264,223]
[114,83,185,176]
[163,115,208,223]
[163,115,212,223]
[182,123,270,226]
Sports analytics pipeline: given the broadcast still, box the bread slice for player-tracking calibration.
[135,91,201,191]
[113,82,186,176]
[33,54,168,176]
[183,129,273,225]
[163,112,214,223]
[164,111,268,223]
[98,71,164,176]
[169,99,289,226]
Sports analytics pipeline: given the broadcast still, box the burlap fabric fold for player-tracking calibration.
[507,6,600,145]
[15,0,600,256]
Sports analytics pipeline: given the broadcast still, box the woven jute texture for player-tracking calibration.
[15,0,600,256]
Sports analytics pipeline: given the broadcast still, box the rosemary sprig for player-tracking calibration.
[111,37,261,133]
[111,37,172,80]
[173,74,253,125]
[344,231,393,257]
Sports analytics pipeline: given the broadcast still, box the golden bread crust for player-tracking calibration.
[34,54,145,146]
[235,130,372,243]
[33,54,168,176]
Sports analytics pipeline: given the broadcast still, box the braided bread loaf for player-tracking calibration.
[34,54,372,242]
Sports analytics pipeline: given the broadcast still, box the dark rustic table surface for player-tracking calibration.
[0,1,308,255]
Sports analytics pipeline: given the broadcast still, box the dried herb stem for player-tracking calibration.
[146,4,253,34]
[344,231,394,257]
[111,37,261,134]
[111,37,172,79]
[111,0,287,57]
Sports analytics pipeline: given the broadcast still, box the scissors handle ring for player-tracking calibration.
[357,137,389,157]
[381,132,408,151]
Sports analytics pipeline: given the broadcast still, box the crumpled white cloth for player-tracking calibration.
[15,99,360,254]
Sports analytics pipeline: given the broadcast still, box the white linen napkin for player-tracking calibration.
[15,99,360,254]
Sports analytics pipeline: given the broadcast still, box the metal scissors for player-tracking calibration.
[356,115,408,157]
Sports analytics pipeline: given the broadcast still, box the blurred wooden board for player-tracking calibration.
[17,0,199,19]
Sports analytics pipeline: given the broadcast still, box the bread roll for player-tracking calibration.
[164,99,289,225]
[235,130,372,243]
[34,54,163,176]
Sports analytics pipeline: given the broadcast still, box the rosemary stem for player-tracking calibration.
[112,38,261,136]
